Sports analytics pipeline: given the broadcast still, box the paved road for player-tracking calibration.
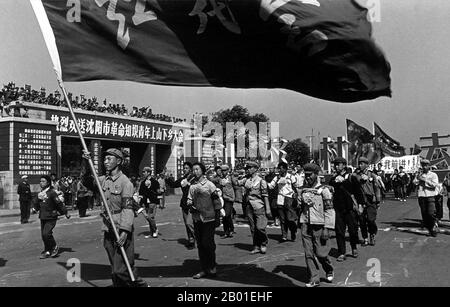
[0,196,449,287]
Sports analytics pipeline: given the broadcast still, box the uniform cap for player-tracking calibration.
[142,166,152,172]
[245,161,259,169]
[220,164,230,171]
[420,159,431,165]
[21,175,28,179]
[105,148,124,160]
[358,157,369,164]
[333,157,347,165]
[303,163,321,174]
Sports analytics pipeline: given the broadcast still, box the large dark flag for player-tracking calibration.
[373,122,405,157]
[31,0,391,102]
[346,119,377,166]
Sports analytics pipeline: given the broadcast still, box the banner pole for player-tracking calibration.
[53,70,135,282]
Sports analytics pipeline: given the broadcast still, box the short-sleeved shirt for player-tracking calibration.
[188,177,219,223]
[244,175,268,210]
[414,171,439,197]
[99,171,135,232]
[299,182,335,229]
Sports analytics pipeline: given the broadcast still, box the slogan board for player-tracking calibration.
[379,155,421,174]
[14,122,57,180]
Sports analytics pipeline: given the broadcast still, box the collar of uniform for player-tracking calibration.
[249,174,261,182]
[106,171,122,182]
[198,177,208,185]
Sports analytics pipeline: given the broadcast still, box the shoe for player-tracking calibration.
[250,247,261,254]
[291,233,297,242]
[152,230,158,238]
[336,255,346,262]
[145,235,151,239]
[362,239,369,246]
[193,271,208,279]
[227,233,234,238]
[40,251,51,259]
[274,218,280,226]
[260,246,267,254]
[50,245,59,258]
[280,237,288,242]
[208,267,217,277]
[352,249,359,258]
[369,235,375,246]
[326,271,334,283]
[220,233,229,239]
[305,280,320,288]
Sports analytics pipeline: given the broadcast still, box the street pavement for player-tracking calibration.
[0,195,449,287]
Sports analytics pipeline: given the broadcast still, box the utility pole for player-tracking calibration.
[306,128,314,159]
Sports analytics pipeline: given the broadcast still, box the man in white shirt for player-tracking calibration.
[413,159,439,237]
[268,162,301,242]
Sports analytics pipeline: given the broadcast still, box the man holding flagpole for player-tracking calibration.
[84,148,148,287]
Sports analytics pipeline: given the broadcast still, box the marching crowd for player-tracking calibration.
[0,82,186,123]
[15,147,450,287]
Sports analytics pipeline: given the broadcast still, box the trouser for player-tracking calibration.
[359,197,378,239]
[194,221,216,273]
[77,197,88,217]
[393,185,399,198]
[335,210,359,255]
[301,223,333,283]
[182,208,195,243]
[40,219,57,252]
[103,231,147,287]
[246,205,268,248]
[146,203,158,234]
[222,200,234,235]
[418,197,436,232]
[159,194,165,208]
[435,195,443,220]
[240,202,247,218]
[88,196,94,209]
[277,197,298,238]
[20,200,31,223]
[447,197,450,220]
[269,198,279,220]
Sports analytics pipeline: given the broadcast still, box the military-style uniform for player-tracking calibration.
[354,165,380,245]
[299,177,335,285]
[99,170,147,287]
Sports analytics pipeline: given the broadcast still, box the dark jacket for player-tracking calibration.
[329,172,364,212]
[33,187,67,220]
[17,181,32,202]
[139,176,160,205]
[169,173,196,210]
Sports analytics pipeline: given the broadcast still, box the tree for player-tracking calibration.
[285,138,310,166]
[210,105,270,160]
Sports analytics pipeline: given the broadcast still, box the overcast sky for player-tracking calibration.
[1,0,449,151]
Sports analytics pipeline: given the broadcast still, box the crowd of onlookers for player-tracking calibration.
[0,82,186,123]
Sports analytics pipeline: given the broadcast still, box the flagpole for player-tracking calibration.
[54,70,135,282]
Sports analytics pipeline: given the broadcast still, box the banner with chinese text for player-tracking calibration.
[379,155,421,174]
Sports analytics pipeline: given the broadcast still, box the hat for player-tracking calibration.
[104,148,124,160]
[303,163,321,174]
[333,157,347,165]
[142,166,152,172]
[245,161,259,169]
[420,159,430,165]
[358,157,369,164]
[21,175,28,179]
[220,164,230,171]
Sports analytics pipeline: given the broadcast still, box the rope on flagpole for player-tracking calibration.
[53,69,135,282]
